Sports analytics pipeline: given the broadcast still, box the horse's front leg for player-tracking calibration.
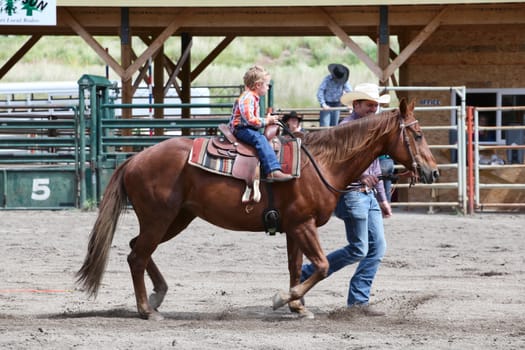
[283,232,313,319]
[272,222,329,318]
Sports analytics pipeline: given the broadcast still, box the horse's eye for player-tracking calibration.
[414,134,423,141]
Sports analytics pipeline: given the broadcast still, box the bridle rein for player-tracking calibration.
[399,118,421,186]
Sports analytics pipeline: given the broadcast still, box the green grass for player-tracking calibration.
[0,35,392,108]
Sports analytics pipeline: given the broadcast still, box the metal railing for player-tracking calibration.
[0,103,79,165]
[3,84,524,213]
[471,106,525,212]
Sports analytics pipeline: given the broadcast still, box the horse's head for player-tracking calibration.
[388,99,439,184]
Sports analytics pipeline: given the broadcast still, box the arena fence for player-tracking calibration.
[469,106,525,212]
[1,77,523,213]
[0,103,80,209]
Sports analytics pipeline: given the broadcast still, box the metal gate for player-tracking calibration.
[469,106,525,212]
[0,102,80,209]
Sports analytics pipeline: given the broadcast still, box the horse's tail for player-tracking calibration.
[76,159,130,297]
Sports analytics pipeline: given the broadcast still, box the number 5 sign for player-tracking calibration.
[31,178,51,201]
[2,170,76,208]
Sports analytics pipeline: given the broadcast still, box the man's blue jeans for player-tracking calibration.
[234,127,281,176]
[319,109,341,127]
[301,190,386,306]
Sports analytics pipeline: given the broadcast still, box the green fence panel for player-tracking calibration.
[2,168,77,209]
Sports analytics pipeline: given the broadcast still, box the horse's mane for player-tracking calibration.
[302,109,400,165]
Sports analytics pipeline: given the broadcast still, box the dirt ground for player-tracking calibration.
[0,209,524,349]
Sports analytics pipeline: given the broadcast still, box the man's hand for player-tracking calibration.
[379,200,392,219]
[359,174,379,188]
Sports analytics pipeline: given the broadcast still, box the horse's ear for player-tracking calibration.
[399,98,408,116]
[408,99,416,112]
[399,98,416,117]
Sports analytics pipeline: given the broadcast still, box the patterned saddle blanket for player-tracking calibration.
[188,135,301,203]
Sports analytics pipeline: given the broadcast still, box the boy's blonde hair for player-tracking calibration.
[243,65,270,90]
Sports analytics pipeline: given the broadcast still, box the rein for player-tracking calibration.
[278,121,352,194]
[279,114,421,194]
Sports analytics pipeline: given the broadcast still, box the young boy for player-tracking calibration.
[229,66,292,182]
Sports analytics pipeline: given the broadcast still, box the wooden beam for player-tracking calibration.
[378,6,390,84]
[191,35,236,81]
[123,10,188,81]
[382,6,451,82]
[120,8,133,151]
[3,5,525,37]
[163,56,182,97]
[164,41,191,96]
[180,33,192,135]
[0,34,42,79]
[154,44,165,136]
[60,8,125,77]
[131,48,160,95]
[368,34,398,61]
[320,8,383,80]
[139,34,182,97]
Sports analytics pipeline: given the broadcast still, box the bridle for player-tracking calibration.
[399,118,421,186]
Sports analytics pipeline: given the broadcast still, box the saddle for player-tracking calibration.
[207,124,282,203]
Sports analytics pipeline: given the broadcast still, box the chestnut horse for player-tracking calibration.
[76,99,439,320]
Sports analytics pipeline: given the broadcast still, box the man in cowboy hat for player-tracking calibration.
[316,63,352,127]
[342,82,395,200]
[301,82,392,316]
[340,82,391,106]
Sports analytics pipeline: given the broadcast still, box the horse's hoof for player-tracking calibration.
[148,311,164,321]
[272,290,289,310]
[140,310,164,321]
[149,292,166,310]
[288,299,314,319]
[297,308,315,319]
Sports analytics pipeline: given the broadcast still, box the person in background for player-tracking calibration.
[229,65,293,182]
[301,83,392,316]
[281,110,304,136]
[316,63,352,127]
[379,155,395,202]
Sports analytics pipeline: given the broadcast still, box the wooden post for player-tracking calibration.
[378,6,390,85]
[154,43,165,136]
[120,8,133,152]
[181,33,192,136]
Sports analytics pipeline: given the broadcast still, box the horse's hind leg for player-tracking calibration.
[128,225,166,320]
[128,210,195,320]
[146,259,168,310]
[129,237,167,310]
[282,231,314,319]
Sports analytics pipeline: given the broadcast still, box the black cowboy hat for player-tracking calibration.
[282,111,303,123]
[328,63,349,82]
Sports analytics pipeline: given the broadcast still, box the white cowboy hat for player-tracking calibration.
[340,83,391,105]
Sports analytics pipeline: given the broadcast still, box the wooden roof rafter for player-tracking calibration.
[382,5,452,82]
[2,3,525,101]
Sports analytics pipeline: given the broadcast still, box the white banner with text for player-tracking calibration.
[0,0,56,26]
